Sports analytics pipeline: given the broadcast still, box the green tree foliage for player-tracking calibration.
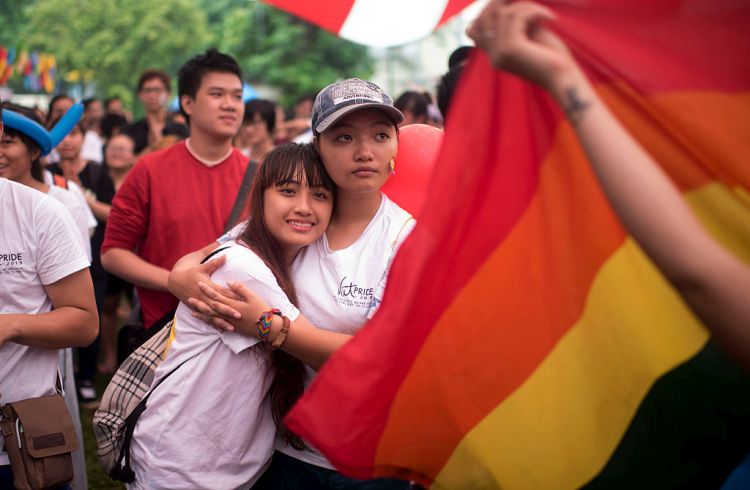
[0,0,30,46]
[25,0,211,108]
[16,0,374,109]
[202,1,374,107]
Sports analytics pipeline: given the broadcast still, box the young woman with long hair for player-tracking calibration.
[127,143,343,489]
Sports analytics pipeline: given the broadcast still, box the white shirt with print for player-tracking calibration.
[0,178,90,466]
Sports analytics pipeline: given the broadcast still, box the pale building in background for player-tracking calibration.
[370,0,486,99]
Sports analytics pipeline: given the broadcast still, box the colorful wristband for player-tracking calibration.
[256,308,281,339]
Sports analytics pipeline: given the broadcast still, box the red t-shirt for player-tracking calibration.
[102,141,248,328]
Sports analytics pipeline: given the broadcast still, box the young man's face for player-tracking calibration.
[182,72,244,140]
[139,78,169,114]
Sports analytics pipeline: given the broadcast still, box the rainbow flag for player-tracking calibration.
[286,0,750,487]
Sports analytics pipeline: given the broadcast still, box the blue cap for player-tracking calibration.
[2,103,83,156]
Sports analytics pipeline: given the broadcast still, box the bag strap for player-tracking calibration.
[110,246,230,482]
[204,245,231,263]
[109,351,196,483]
[224,159,258,233]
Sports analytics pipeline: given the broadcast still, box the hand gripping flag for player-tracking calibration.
[262,0,475,47]
[286,0,750,488]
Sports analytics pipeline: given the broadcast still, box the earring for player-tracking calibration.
[389,158,396,174]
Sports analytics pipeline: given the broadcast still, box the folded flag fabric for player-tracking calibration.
[261,0,475,47]
[286,0,750,488]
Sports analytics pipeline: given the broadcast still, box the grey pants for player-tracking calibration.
[59,348,88,489]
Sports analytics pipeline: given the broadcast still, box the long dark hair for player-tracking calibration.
[239,142,335,449]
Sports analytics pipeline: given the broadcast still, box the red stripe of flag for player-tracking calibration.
[263,0,355,34]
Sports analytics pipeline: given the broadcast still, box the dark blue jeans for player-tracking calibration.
[0,465,72,490]
[253,451,412,490]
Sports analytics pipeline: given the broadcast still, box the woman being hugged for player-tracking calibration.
[127,143,337,490]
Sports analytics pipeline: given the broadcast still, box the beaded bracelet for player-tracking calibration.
[270,316,291,350]
[256,308,281,339]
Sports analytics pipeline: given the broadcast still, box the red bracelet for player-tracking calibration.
[256,308,281,339]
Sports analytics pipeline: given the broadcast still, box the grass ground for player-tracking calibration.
[80,373,125,490]
[80,372,125,489]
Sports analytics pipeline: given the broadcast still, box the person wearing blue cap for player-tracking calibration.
[0,102,99,490]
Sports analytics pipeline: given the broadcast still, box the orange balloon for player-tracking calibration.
[382,124,443,218]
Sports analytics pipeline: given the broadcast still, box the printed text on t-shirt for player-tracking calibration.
[336,276,375,309]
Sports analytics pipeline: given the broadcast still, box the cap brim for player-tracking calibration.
[315,103,404,135]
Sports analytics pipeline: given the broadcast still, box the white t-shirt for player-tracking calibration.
[217,194,416,469]
[222,194,415,469]
[283,194,414,468]
[0,178,90,466]
[81,130,103,164]
[47,184,93,261]
[43,169,98,235]
[129,242,300,490]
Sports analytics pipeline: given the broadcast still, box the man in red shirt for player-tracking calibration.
[102,49,247,345]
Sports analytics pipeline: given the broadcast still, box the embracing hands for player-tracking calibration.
[190,281,270,337]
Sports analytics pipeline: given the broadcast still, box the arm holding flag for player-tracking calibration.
[469,0,750,368]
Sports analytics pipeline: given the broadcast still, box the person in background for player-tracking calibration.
[448,45,473,71]
[284,94,316,143]
[394,90,429,126]
[238,98,276,161]
[436,63,466,123]
[46,94,74,127]
[104,96,126,117]
[47,118,115,408]
[98,132,138,373]
[81,97,105,164]
[44,94,75,165]
[146,112,190,152]
[101,112,130,141]
[101,49,249,358]
[123,69,182,155]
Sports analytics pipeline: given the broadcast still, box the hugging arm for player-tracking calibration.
[469,0,750,368]
[168,241,225,303]
[196,281,351,371]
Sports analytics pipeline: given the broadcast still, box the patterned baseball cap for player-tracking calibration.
[311,78,404,135]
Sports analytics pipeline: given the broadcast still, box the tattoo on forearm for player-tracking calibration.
[563,87,591,125]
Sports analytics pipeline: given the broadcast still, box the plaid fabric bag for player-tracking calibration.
[93,319,177,480]
[93,247,229,482]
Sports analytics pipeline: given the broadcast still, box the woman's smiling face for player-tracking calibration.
[0,132,36,182]
[263,172,333,261]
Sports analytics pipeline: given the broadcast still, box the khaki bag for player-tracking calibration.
[0,394,79,490]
